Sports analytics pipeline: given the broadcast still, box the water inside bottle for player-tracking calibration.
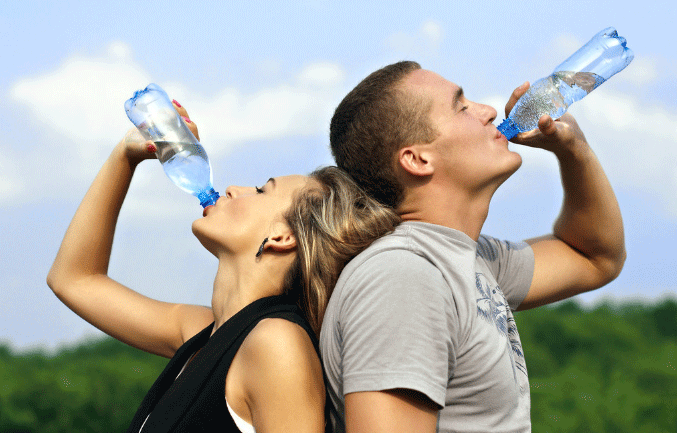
[155,141,213,196]
[510,71,605,131]
[554,71,605,105]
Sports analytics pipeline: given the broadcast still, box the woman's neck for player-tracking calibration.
[210,255,287,333]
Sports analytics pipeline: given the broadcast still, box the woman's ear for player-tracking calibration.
[265,222,297,254]
[398,144,435,177]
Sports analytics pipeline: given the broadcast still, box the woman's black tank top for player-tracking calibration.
[126,295,328,432]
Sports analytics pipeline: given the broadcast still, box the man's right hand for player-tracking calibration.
[504,82,589,157]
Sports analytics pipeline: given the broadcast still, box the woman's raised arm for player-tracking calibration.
[47,120,213,358]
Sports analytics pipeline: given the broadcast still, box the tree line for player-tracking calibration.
[1,298,675,432]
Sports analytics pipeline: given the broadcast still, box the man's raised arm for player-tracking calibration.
[505,84,626,310]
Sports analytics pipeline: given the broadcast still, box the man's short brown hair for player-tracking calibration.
[329,61,439,209]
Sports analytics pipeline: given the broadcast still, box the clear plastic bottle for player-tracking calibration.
[125,83,220,208]
[497,27,634,140]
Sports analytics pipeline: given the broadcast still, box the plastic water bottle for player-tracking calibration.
[125,84,220,208]
[497,27,634,140]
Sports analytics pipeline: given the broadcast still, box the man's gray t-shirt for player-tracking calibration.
[320,221,535,433]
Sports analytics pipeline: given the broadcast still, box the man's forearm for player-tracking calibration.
[553,140,626,282]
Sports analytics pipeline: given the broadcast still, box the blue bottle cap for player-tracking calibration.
[497,118,520,140]
[198,188,220,208]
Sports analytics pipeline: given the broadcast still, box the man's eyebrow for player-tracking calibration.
[453,87,464,107]
[267,177,276,188]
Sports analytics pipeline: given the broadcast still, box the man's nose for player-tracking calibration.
[478,103,497,125]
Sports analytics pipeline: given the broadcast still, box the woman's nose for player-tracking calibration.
[225,185,254,198]
[225,185,239,198]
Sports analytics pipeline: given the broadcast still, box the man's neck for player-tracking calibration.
[397,185,493,241]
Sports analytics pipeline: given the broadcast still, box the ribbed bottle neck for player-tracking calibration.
[198,188,220,208]
[497,118,520,140]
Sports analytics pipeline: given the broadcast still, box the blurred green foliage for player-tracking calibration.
[0,337,168,432]
[1,299,675,432]
[516,298,677,432]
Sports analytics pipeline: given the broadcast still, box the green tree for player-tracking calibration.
[1,300,675,432]
[516,299,677,432]
[0,338,167,432]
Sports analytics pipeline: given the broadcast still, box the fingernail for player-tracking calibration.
[182,116,192,124]
[172,99,182,108]
[147,143,157,153]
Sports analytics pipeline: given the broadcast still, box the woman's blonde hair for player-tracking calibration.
[282,166,401,337]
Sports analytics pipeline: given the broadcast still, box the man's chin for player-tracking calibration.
[506,151,523,174]
[494,157,523,189]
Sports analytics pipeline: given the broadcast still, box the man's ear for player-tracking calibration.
[398,144,435,177]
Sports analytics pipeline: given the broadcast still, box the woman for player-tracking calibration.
[46,102,400,432]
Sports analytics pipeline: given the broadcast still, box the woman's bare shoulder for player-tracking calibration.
[237,317,323,395]
[240,318,325,427]
[241,318,318,368]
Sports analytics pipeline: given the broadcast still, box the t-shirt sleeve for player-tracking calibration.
[338,249,457,409]
[476,235,534,310]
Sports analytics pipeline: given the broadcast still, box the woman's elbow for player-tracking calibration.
[46,263,72,296]
[46,268,62,295]
[597,247,627,286]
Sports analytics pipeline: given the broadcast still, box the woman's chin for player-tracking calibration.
[191,219,202,237]
[192,223,219,256]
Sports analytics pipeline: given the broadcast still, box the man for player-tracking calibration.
[319,61,626,432]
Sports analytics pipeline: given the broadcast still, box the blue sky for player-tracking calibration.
[1,0,675,351]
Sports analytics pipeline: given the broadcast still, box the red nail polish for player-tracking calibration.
[182,116,192,124]
[147,143,157,153]
[172,99,182,108]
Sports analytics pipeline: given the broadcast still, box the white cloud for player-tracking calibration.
[107,41,134,61]
[575,88,677,202]
[7,42,346,208]
[11,43,149,158]
[524,28,646,84]
[486,86,677,218]
[543,31,658,87]
[0,150,24,202]
[421,21,443,46]
[163,63,345,159]
[488,28,676,217]
[614,56,658,85]
[11,44,345,158]
[297,62,345,88]
[387,20,444,56]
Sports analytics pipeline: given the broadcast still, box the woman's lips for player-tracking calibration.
[203,196,224,216]
[203,204,215,217]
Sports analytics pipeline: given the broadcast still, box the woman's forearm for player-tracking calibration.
[47,142,139,292]
[45,128,212,357]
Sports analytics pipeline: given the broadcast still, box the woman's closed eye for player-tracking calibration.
[255,178,275,194]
